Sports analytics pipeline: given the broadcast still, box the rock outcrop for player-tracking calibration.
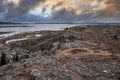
[0,25,120,80]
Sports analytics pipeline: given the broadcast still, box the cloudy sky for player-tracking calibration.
[0,0,120,22]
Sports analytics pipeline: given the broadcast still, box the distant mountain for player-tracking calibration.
[0,22,17,24]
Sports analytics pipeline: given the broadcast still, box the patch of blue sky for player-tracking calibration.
[29,6,52,18]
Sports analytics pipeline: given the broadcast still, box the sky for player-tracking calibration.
[0,0,120,22]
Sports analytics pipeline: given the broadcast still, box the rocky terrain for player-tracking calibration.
[0,25,120,80]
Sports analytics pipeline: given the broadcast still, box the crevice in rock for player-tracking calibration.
[1,53,6,66]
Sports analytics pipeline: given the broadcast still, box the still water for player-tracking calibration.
[0,24,79,38]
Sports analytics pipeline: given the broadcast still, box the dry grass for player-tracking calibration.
[0,43,3,47]
[56,48,111,57]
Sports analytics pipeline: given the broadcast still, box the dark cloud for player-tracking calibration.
[0,0,6,13]
[6,0,45,18]
[0,0,120,22]
[52,8,76,21]
[9,13,48,22]
[52,8,93,21]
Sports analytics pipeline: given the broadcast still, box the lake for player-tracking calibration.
[0,24,79,38]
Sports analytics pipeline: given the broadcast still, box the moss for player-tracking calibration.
[70,26,86,31]
[64,27,69,31]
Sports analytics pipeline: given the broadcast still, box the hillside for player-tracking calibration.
[0,25,120,80]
